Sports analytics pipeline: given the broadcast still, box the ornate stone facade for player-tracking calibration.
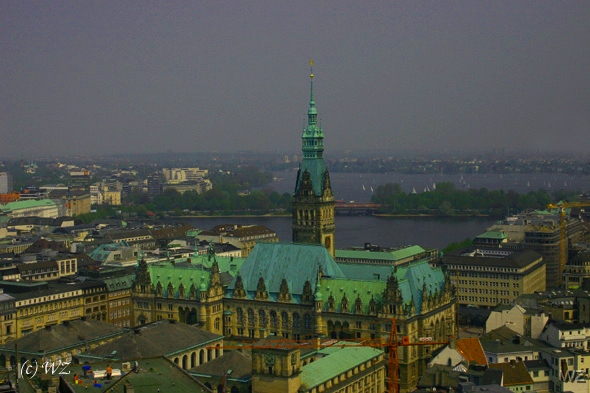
[292,65,335,257]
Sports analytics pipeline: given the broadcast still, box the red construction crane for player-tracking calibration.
[207,318,450,393]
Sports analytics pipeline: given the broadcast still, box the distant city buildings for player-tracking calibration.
[0,172,13,194]
[485,210,586,288]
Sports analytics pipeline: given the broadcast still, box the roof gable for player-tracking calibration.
[228,243,346,296]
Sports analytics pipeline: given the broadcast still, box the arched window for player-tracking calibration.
[247,309,255,324]
[259,310,267,326]
[214,317,220,331]
[304,314,312,329]
[236,308,243,323]
[270,311,278,327]
[282,312,289,329]
[293,313,301,328]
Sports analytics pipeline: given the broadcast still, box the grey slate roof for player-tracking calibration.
[227,243,346,297]
[81,320,222,360]
[189,350,252,379]
[0,319,125,353]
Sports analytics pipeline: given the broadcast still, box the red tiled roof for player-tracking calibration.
[456,338,488,366]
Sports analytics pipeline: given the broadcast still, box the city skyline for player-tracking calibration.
[2,1,590,156]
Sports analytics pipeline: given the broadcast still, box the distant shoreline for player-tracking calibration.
[164,213,493,219]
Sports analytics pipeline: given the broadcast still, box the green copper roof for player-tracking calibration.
[336,245,426,261]
[200,255,245,277]
[0,199,56,212]
[476,231,507,240]
[300,345,384,389]
[319,278,386,313]
[227,243,346,299]
[335,259,446,314]
[149,265,210,299]
[295,66,329,197]
[103,274,136,291]
[295,160,328,196]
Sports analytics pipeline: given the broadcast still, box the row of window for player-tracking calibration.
[19,299,80,316]
[110,309,130,319]
[234,308,313,330]
[110,298,131,308]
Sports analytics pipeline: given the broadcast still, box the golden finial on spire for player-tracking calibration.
[310,59,314,79]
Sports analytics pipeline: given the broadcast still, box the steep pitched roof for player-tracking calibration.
[489,362,534,386]
[227,243,346,297]
[456,338,488,366]
[319,278,385,313]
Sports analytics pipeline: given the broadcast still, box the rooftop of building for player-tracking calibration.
[79,320,222,360]
[0,199,56,212]
[227,242,346,297]
[480,326,550,353]
[522,359,551,370]
[489,362,534,386]
[456,338,488,366]
[63,357,208,393]
[189,350,252,379]
[0,318,126,354]
[443,248,542,269]
[335,245,427,261]
[475,231,508,240]
[299,344,384,390]
[199,224,276,238]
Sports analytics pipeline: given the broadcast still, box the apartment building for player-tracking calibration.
[443,248,545,309]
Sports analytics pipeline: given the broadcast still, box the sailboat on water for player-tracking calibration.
[527,181,530,187]
[411,187,417,194]
[362,184,366,191]
[370,186,374,192]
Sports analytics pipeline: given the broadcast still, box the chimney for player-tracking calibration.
[450,337,457,350]
[510,359,516,367]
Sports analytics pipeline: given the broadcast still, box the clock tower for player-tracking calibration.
[252,344,302,393]
[292,61,336,257]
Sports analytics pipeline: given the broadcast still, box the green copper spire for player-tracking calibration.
[294,60,329,196]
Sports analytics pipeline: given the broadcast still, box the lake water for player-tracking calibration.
[168,215,498,250]
[267,171,590,203]
[168,171,587,251]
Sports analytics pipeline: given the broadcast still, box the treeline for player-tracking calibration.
[371,182,579,216]
[124,166,291,216]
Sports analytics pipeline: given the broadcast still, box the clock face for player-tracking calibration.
[265,354,275,365]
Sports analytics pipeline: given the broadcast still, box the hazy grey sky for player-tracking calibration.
[2,1,589,157]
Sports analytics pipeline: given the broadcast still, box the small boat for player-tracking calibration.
[548,182,551,188]
[411,187,417,194]
[370,186,374,192]
[527,181,530,187]
[362,184,366,191]
[432,183,436,190]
